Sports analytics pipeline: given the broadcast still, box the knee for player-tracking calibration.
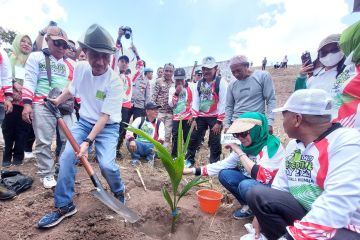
[218,169,229,185]
[246,185,265,208]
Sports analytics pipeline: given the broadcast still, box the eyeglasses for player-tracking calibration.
[52,39,69,49]
[233,131,250,138]
[319,46,340,57]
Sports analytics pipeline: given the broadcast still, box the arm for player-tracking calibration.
[125,117,141,141]
[22,53,39,105]
[262,72,276,126]
[0,50,13,96]
[152,80,159,103]
[287,140,360,239]
[158,122,165,144]
[216,79,228,122]
[168,86,177,108]
[224,81,234,128]
[191,83,200,117]
[145,80,151,104]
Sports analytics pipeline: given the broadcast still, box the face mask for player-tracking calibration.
[319,51,344,67]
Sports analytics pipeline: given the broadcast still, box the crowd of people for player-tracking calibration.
[0,19,359,240]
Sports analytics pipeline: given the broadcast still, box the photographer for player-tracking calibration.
[294,34,346,97]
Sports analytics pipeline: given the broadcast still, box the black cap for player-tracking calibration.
[145,102,161,110]
[118,55,129,63]
[174,68,186,80]
[195,69,202,75]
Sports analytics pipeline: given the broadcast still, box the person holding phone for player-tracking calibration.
[294,34,346,97]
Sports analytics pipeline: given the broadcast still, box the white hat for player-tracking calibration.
[273,89,332,115]
[202,56,218,69]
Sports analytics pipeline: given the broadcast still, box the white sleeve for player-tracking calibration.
[22,52,39,102]
[168,86,176,107]
[158,121,165,141]
[0,49,12,93]
[101,73,123,123]
[300,134,360,230]
[191,82,200,117]
[202,152,239,176]
[126,117,142,140]
[216,79,228,122]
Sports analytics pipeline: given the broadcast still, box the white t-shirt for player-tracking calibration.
[307,67,338,97]
[69,61,123,124]
[0,48,12,92]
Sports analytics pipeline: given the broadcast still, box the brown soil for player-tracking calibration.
[0,66,298,240]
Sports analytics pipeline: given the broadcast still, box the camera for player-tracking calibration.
[120,26,132,39]
[301,51,312,66]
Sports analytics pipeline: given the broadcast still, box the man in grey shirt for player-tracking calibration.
[225,55,276,133]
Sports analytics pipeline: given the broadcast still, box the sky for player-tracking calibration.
[0,0,359,69]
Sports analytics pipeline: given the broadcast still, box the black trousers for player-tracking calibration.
[186,117,221,164]
[171,119,191,158]
[247,185,360,240]
[2,105,29,164]
[24,123,35,153]
[117,107,146,151]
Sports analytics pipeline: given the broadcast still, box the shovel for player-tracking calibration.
[44,99,140,223]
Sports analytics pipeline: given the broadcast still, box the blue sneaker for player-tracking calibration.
[184,159,194,168]
[233,205,253,219]
[38,203,77,228]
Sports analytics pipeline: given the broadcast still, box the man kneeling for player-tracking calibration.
[126,102,165,166]
[246,89,360,240]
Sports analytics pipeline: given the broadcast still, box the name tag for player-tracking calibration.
[221,133,241,145]
[96,90,106,101]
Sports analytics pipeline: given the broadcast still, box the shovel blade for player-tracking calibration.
[92,189,140,223]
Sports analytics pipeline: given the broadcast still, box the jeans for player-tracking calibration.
[186,117,221,163]
[171,119,191,158]
[32,104,75,177]
[218,169,263,205]
[2,105,28,164]
[54,118,125,208]
[126,140,154,161]
[247,185,360,240]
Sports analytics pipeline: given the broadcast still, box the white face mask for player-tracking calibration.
[319,51,344,67]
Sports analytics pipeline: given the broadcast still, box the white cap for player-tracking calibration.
[273,89,332,115]
[202,56,218,69]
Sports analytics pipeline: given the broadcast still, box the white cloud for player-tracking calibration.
[159,0,165,5]
[187,45,201,55]
[0,0,67,43]
[229,0,350,66]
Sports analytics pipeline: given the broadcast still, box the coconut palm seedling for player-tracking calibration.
[127,120,207,233]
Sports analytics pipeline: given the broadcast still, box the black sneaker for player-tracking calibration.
[38,203,77,228]
[2,161,12,168]
[0,184,16,200]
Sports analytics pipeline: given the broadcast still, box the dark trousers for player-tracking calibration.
[247,185,360,240]
[171,119,191,158]
[117,107,146,151]
[24,123,35,152]
[2,105,28,164]
[186,117,221,164]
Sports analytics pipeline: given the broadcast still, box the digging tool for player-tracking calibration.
[44,99,140,223]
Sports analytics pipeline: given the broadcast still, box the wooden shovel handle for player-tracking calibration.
[57,118,95,176]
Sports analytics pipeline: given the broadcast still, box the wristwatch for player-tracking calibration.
[83,138,93,145]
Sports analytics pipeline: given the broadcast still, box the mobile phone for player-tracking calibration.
[301,52,312,66]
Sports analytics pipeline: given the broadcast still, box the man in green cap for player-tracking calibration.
[38,24,126,228]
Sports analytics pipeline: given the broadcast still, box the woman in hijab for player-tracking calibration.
[2,34,32,167]
[184,112,285,219]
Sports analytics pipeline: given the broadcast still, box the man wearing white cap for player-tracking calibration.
[246,89,360,240]
[185,56,228,167]
[225,55,276,134]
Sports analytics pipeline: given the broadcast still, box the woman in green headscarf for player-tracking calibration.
[2,34,32,167]
[184,112,285,219]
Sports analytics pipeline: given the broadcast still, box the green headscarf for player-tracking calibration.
[339,20,360,66]
[9,34,32,75]
[239,112,280,158]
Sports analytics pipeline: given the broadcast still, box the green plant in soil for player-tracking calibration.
[127,120,207,233]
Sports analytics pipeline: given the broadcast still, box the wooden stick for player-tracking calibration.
[136,168,147,191]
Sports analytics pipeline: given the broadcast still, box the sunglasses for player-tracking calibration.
[52,39,69,49]
[233,131,250,138]
[196,74,202,77]
[319,46,340,57]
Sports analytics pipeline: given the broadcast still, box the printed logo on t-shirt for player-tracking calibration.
[96,90,106,101]
[174,91,187,114]
[199,84,213,112]
[138,122,154,142]
[285,149,314,181]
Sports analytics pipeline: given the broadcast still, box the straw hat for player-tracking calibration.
[227,118,262,134]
